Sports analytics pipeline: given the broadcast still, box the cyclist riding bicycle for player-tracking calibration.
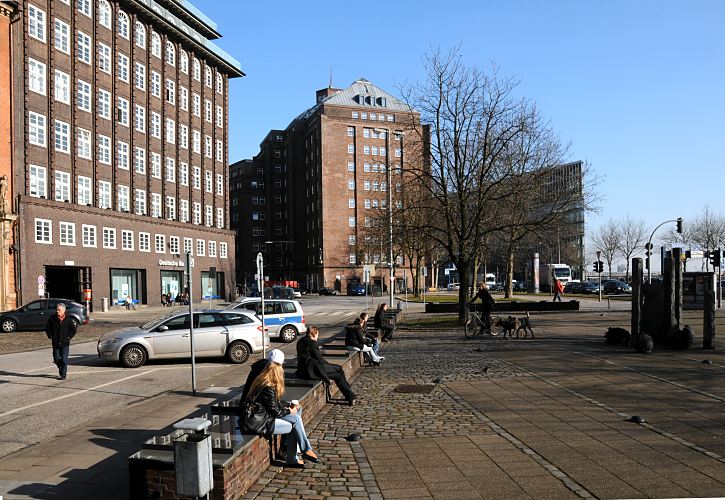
[469,283,495,335]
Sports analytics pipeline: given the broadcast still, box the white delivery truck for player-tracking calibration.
[539,263,572,292]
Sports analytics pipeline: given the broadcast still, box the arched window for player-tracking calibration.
[165,41,175,66]
[193,59,201,81]
[98,0,111,29]
[180,51,188,74]
[117,11,129,39]
[135,21,146,49]
[151,32,161,58]
[205,66,212,87]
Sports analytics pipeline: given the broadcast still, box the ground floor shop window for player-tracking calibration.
[161,270,184,301]
[201,271,224,299]
[111,268,145,305]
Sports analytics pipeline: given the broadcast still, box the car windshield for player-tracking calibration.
[141,310,184,329]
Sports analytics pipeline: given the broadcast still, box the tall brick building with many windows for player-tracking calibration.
[6,0,243,309]
[231,79,427,294]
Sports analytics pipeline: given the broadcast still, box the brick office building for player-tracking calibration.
[231,79,427,294]
[7,0,243,309]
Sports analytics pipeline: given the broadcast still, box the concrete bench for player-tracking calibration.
[129,350,364,499]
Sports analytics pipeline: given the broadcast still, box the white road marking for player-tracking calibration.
[0,368,164,418]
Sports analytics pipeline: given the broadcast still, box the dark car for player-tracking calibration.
[512,281,527,292]
[347,284,366,296]
[564,281,583,294]
[488,283,504,292]
[602,280,632,295]
[0,298,89,333]
[580,282,601,294]
[319,287,339,296]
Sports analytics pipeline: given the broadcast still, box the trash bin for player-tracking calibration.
[102,298,108,312]
[173,418,213,497]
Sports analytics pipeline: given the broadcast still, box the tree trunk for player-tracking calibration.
[456,259,472,324]
[504,247,514,299]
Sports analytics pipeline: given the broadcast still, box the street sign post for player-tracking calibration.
[256,252,267,359]
[185,252,197,396]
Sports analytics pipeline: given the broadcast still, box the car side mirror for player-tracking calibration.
[157,325,169,332]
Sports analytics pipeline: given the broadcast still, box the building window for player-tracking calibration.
[364,180,371,191]
[179,86,188,111]
[349,254,356,264]
[134,188,146,215]
[29,165,47,198]
[193,202,201,224]
[165,41,175,66]
[77,175,92,205]
[139,232,150,252]
[28,5,46,42]
[98,0,111,29]
[179,199,189,222]
[134,105,145,132]
[207,241,216,258]
[363,145,370,155]
[77,0,91,17]
[28,112,46,147]
[97,89,111,119]
[117,53,129,82]
[348,179,355,190]
[148,112,161,139]
[117,97,129,126]
[348,217,356,227]
[179,124,188,149]
[35,218,52,244]
[98,181,111,209]
[169,236,179,254]
[134,62,146,90]
[193,166,201,189]
[82,225,96,247]
[151,153,161,178]
[395,148,401,157]
[215,140,223,162]
[347,144,354,154]
[77,80,91,112]
[349,235,356,245]
[204,136,212,158]
[204,171,212,192]
[352,111,358,119]
[165,157,175,182]
[193,59,201,80]
[97,42,111,73]
[58,222,75,246]
[348,161,355,172]
[216,105,223,128]
[184,237,192,255]
[364,199,371,209]
[122,230,134,250]
[205,205,212,227]
[117,185,129,211]
[135,22,146,48]
[179,162,188,186]
[97,134,111,164]
[77,31,91,65]
[196,239,205,256]
[76,127,91,159]
[117,11,129,38]
[151,32,161,57]
[193,93,200,116]
[204,99,212,122]
[192,130,201,153]
[220,242,228,258]
[151,193,161,217]
[216,208,224,228]
[205,66,212,87]
[150,71,161,97]
[54,120,70,154]
[117,141,129,170]
[54,70,70,104]
[165,79,175,105]
[165,196,176,220]
[216,174,223,195]
[165,118,175,144]
[28,58,46,95]
[180,51,188,74]
[155,234,165,253]
[103,227,116,249]
[216,73,223,94]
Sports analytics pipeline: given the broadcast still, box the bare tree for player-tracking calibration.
[590,218,620,277]
[617,215,647,282]
[689,206,725,271]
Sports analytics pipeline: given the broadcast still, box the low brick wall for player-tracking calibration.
[129,350,364,499]
[425,300,580,313]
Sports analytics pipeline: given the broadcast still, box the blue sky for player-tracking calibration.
[195,0,724,253]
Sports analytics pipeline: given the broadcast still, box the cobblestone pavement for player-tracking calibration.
[244,311,725,499]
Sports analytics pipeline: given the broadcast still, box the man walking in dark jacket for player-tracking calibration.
[45,303,77,380]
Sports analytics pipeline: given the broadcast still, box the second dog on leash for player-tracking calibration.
[494,312,534,339]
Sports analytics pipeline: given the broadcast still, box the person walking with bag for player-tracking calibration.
[238,350,318,467]
[45,303,77,380]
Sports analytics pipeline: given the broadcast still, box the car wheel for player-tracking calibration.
[280,325,298,343]
[1,318,17,333]
[120,344,147,368]
[70,317,79,328]
[227,340,251,364]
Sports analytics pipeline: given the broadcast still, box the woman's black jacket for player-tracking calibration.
[345,324,365,350]
[246,385,290,437]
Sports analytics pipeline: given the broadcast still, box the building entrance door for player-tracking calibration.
[45,266,82,302]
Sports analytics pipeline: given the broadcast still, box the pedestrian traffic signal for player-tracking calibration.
[676,217,683,234]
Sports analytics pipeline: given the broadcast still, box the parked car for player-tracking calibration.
[347,284,366,296]
[564,281,583,294]
[97,309,268,368]
[488,283,504,292]
[0,298,89,333]
[293,289,302,299]
[447,283,460,292]
[227,297,306,342]
[319,287,339,296]
[580,282,602,294]
[512,281,527,292]
[602,280,632,295]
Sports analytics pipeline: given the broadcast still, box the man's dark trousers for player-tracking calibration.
[53,345,70,378]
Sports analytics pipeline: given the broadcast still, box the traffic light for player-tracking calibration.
[709,249,721,268]
[676,217,683,234]
[593,261,603,273]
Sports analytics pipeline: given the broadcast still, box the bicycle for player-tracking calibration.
[464,305,498,339]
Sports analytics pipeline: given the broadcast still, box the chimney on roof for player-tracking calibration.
[316,87,339,103]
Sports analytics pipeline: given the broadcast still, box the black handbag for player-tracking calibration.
[238,389,267,436]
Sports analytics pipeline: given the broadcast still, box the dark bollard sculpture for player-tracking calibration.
[703,287,716,350]
[631,258,643,347]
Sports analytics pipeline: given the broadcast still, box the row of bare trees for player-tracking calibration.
[356,48,597,322]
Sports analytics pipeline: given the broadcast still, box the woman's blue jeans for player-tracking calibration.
[273,408,311,463]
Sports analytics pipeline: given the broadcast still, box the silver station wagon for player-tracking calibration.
[97,310,269,368]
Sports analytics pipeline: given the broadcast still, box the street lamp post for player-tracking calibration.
[256,252,267,359]
[646,217,683,283]
[376,127,399,308]
[596,250,602,302]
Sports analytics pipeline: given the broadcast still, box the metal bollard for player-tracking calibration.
[173,418,213,497]
[101,298,108,312]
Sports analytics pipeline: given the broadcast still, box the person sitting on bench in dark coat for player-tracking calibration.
[296,326,357,405]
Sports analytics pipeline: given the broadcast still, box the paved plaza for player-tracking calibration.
[1,307,725,499]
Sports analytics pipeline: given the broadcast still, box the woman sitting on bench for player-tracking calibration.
[374,302,395,342]
[240,352,318,468]
[297,326,357,405]
[345,317,383,365]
